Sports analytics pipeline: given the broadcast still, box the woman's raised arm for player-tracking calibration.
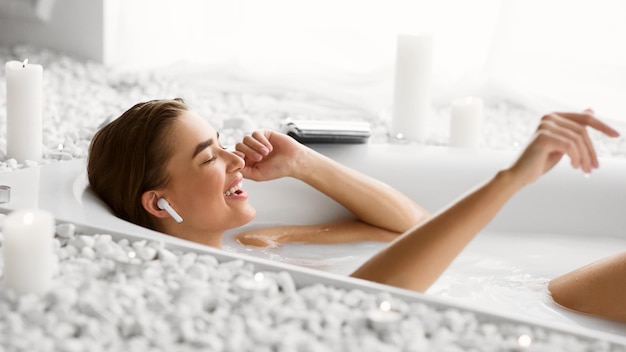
[350,112,620,292]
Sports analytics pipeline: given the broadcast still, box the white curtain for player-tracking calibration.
[108,0,626,120]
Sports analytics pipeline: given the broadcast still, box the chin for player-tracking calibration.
[234,205,256,228]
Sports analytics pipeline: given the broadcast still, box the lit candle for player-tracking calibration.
[449,97,484,149]
[115,250,143,275]
[235,272,271,297]
[5,59,44,162]
[367,300,402,330]
[2,209,55,295]
[391,34,434,142]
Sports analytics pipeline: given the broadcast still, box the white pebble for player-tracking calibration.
[6,159,18,169]
[58,245,78,260]
[80,246,96,260]
[196,254,219,267]
[131,239,147,249]
[48,286,78,307]
[157,248,178,263]
[94,234,113,246]
[187,263,209,281]
[57,338,85,352]
[275,271,296,295]
[179,252,197,270]
[136,246,157,261]
[50,321,77,339]
[72,235,95,249]
[94,241,115,258]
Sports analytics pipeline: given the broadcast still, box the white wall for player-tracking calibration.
[0,0,106,62]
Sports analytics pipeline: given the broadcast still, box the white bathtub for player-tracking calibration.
[220,144,626,338]
[1,143,625,345]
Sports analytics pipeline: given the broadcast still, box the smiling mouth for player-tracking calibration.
[224,181,243,197]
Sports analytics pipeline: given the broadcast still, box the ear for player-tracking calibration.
[141,191,169,219]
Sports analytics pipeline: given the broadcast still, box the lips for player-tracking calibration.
[224,180,243,197]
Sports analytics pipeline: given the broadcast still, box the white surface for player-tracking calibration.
[0,143,625,345]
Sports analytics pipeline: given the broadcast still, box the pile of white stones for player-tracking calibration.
[0,46,625,350]
[0,220,621,351]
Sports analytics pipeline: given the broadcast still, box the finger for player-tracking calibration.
[557,112,621,137]
[242,134,270,157]
[235,141,264,162]
[541,113,595,171]
[251,130,273,154]
[535,129,581,171]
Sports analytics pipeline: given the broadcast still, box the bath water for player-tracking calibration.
[223,229,626,337]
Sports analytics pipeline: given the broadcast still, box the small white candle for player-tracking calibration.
[449,97,484,149]
[115,250,143,275]
[391,34,434,142]
[235,272,271,297]
[5,59,44,162]
[367,300,401,330]
[2,209,55,295]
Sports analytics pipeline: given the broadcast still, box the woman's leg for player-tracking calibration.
[548,252,626,323]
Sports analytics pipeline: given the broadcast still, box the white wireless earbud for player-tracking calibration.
[157,198,183,223]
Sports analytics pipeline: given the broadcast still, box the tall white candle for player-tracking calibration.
[5,59,44,162]
[2,209,55,295]
[391,34,434,142]
[449,97,484,149]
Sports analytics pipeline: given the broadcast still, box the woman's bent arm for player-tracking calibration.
[236,131,429,235]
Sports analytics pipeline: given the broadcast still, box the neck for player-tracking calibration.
[161,224,224,248]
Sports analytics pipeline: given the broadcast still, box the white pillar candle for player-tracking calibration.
[449,97,484,149]
[5,59,44,162]
[2,209,55,295]
[391,34,434,142]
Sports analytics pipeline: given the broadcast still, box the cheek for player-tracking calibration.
[188,170,224,202]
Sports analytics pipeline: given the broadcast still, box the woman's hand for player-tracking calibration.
[507,111,620,186]
[234,130,307,181]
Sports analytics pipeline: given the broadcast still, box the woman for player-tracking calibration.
[88,98,624,322]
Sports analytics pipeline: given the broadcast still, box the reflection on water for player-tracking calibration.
[223,236,383,274]
[223,230,626,338]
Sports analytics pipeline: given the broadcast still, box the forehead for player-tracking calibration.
[172,110,216,140]
[168,111,217,158]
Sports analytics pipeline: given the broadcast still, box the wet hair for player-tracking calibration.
[87,98,188,230]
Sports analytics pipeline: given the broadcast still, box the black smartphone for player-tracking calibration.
[280,119,371,144]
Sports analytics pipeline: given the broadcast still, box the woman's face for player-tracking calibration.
[159,111,255,242]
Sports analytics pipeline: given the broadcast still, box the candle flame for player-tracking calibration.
[128,251,136,259]
[517,334,532,348]
[379,300,392,312]
[22,58,28,68]
[254,272,264,282]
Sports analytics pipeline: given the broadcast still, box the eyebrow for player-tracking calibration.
[192,138,213,159]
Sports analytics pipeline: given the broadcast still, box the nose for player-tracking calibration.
[225,149,244,173]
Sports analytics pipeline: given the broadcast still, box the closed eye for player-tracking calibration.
[203,155,217,165]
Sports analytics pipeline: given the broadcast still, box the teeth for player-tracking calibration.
[224,181,243,196]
